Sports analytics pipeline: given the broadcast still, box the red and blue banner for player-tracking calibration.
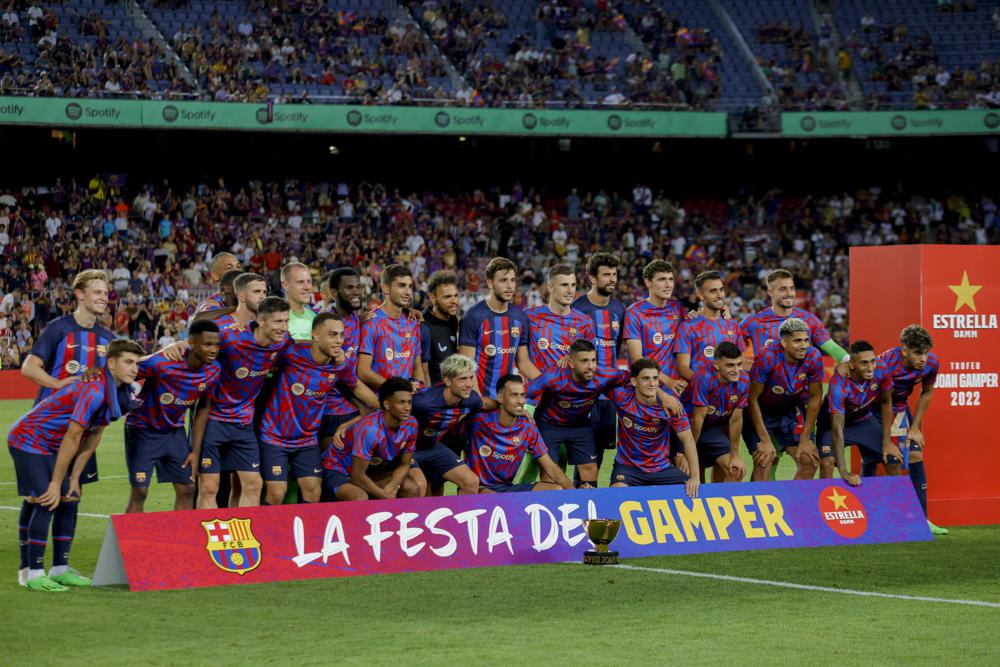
[94,477,929,592]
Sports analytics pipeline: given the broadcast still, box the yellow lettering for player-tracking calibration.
[757,495,794,537]
[733,496,766,538]
[706,498,735,539]
[648,500,685,543]
[673,498,716,541]
[619,501,653,545]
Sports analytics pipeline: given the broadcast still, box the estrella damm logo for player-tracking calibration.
[202,518,262,575]
[818,486,868,539]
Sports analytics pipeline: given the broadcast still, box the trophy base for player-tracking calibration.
[583,550,620,565]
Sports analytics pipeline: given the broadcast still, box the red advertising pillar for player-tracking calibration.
[850,245,1000,526]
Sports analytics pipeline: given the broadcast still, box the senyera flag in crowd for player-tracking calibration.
[94,477,929,591]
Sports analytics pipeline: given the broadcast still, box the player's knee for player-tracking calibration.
[455,472,479,495]
[337,484,367,502]
[399,478,423,498]
[909,450,923,463]
[820,458,835,476]
[199,476,221,495]
[299,481,321,503]
[174,484,195,500]
[241,475,263,496]
[130,486,149,501]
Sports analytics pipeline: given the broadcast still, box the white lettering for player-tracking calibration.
[291,515,350,567]
[363,511,394,562]
[454,509,487,555]
[426,508,457,557]
[487,507,514,554]
[526,504,559,552]
[396,511,425,558]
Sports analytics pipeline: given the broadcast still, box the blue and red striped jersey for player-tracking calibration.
[212,313,237,330]
[608,384,690,473]
[526,367,629,426]
[749,346,824,415]
[459,300,531,400]
[676,315,745,374]
[359,308,422,381]
[9,370,128,454]
[623,299,687,379]
[324,310,362,416]
[210,324,290,425]
[29,315,115,404]
[465,411,547,485]
[126,353,221,432]
[524,305,596,372]
[683,367,750,427]
[321,411,418,474]
[877,347,940,414]
[572,295,626,368]
[411,385,483,450]
[259,342,355,449]
[739,307,832,358]
[195,292,226,314]
[824,366,892,425]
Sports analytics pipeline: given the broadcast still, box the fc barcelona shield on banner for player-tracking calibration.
[201,518,262,575]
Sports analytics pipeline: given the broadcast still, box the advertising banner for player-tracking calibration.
[783,110,1000,137]
[94,478,928,591]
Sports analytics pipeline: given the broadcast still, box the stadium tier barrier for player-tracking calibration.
[850,244,1000,526]
[93,478,927,591]
[782,110,1000,137]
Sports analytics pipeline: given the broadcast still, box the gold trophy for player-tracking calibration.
[583,518,622,565]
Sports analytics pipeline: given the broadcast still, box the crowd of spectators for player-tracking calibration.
[756,20,848,112]
[0,1,194,99]
[169,2,451,105]
[2,171,997,368]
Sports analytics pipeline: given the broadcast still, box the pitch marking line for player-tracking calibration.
[613,564,1000,609]
[0,505,111,519]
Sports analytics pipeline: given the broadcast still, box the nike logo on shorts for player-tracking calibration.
[313,468,322,473]
[251,463,260,468]
[87,472,98,479]
[437,344,449,352]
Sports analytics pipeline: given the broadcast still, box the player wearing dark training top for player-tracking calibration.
[195,253,241,313]
[421,270,460,385]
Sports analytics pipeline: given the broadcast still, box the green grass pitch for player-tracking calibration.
[2,399,999,665]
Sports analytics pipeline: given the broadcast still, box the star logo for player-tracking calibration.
[826,488,848,510]
[948,270,982,313]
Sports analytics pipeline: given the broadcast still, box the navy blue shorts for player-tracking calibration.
[482,482,536,493]
[611,461,688,487]
[321,469,352,500]
[318,411,360,441]
[80,454,99,485]
[8,446,71,498]
[413,443,464,485]
[199,421,260,474]
[537,420,596,466]
[874,409,921,452]
[743,410,801,453]
[590,399,617,450]
[124,425,194,488]
[260,443,323,482]
[818,417,900,465]
[696,425,732,468]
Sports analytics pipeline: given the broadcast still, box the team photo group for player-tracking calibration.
[8,251,942,592]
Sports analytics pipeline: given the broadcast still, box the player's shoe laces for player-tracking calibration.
[18,568,28,587]
[25,575,69,592]
[927,520,949,536]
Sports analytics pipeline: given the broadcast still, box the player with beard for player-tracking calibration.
[459,258,539,402]
[421,270,460,385]
[676,271,746,381]
[195,253,241,313]
[319,268,368,453]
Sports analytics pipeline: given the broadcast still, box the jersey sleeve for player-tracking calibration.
[136,356,158,381]
[581,317,596,344]
[675,320,694,356]
[805,312,832,346]
[419,322,431,363]
[749,354,770,384]
[70,383,106,428]
[924,354,940,387]
[28,320,61,365]
[734,322,747,352]
[691,373,711,407]
[458,309,479,347]
[465,392,484,412]
[525,422,548,459]
[525,371,553,400]
[806,350,824,383]
[737,375,750,409]
[402,420,418,453]
[670,410,691,433]
[351,421,376,461]
[358,319,379,357]
[877,367,893,396]
[623,307,641,341]
[517,311,530,347]
[827,375,846,414]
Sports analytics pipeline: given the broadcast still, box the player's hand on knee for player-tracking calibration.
[674,453,690,475]
[883,441,903,463]
[798,440,819,465]
[729,456,746,481]
[753,440,775,467]
[67,479,82,501]
[38,481,62,510]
